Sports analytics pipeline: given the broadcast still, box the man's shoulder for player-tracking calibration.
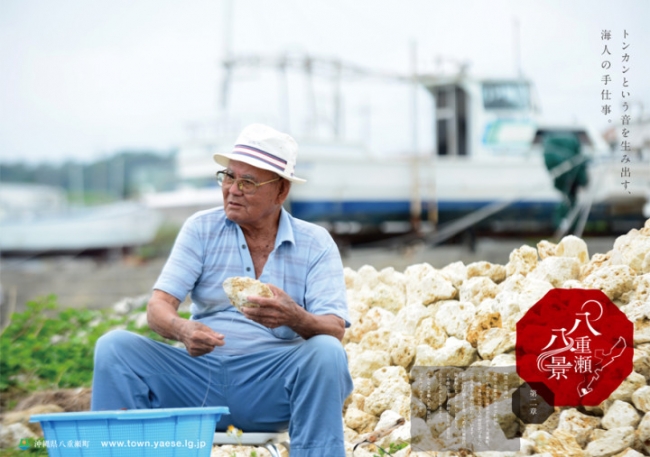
[179,207,234,240]
[185,206,228,226]
[286,212,336,249]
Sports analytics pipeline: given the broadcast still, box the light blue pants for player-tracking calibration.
[91,330,353,457]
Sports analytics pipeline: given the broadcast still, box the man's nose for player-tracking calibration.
[228,180,244,194]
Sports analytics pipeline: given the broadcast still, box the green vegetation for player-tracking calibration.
[373,441,409,456]
[0,295,191,455]
[0,295,187,408]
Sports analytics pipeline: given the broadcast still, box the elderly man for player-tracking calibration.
[91,124,353,456]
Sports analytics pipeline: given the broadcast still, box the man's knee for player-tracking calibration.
[94,329,142,362]
[303,334,347,360]
[301,335,351,380]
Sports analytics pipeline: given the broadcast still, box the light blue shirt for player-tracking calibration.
[153,207,349,355]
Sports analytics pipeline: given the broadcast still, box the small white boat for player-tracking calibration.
[0,184,163,254]
[141,186,223,225]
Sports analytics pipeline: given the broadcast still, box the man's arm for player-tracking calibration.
[242,284,346,341]
[147,289,225,356]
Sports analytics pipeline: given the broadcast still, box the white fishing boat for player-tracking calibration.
[143,48,648,243]
[167,65,647,241]
[0,184,163,254]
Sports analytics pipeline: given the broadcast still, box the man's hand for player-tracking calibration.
[242,284,299,329]
[174,319,225,357]
[243,284,345,341]
[147,289,225,357]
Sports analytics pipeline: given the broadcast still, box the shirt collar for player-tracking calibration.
[275,207,295,248]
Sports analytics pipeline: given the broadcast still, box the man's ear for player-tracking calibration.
[276,179,291,205]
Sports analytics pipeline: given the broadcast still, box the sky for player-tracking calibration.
[1,0,649,164]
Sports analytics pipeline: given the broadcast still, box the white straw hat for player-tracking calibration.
[213,124,306,184]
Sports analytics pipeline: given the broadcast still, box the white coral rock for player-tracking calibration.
[222,276,272,311]
[378,267,407,294]
[506,244,539,276]
[389,333,417,368]
[364,377,411,417]
[465,306,502,348]
[356,264,381,290]
[439,261,467,288]
[613,228,650,274]
[476,327,515,360]
[359,328,393,353]
[583,264,636,301]
[632,386,650,413]
[490,353,516,366]
[435,300,476,340]
[371,365,408,387]
[584,425,635,457]
[556,408,601,447]
[344,266,358,289]
[608,371,646,403]
[413,337,477,367]
[404,263,457,306]
[393,303,434,335]
[621,300,650,344]
[349,349,391,379]
[638,412,650,454]
[375,411,411,449]
[630,273,650,304]
[352,377,375,397]
[357,281,405,314]
[427,408,453,437]
[344,407,377,433]
[466,260,506,284]
[458,276,499,306]
[601,400,641,429]
[556,234,590,264]
[414,317,447,349]
[528,256,580,287]
[346,307,395,343]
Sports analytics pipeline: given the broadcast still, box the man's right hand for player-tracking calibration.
[147,289,225,357]
[174,319,225,357]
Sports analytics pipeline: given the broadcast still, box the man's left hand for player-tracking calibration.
[242,284,346,341]
[242,283,300,329]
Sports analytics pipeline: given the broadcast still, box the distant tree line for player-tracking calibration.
[0,150,176,203]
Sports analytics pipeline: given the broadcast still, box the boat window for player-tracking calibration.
[533,129,593,146]
[436,90,447,108]
[433,86,468,156]
[482,82,530,110]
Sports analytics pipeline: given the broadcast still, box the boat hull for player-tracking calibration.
[288,154,649,237]
[0,202,163,254]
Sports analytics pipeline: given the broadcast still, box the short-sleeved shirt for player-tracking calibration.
[153,207,349,355]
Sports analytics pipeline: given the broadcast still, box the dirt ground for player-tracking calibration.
[0,236,616,328]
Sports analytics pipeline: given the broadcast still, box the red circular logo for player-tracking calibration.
[516,289,633,407]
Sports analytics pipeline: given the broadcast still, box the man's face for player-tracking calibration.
[222,160,288,228]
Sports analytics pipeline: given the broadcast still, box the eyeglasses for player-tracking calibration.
[216,170,281,195]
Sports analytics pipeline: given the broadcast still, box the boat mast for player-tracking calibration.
[219,0,233,114]
[409,41,422,233]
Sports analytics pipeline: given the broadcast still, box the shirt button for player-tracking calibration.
[246,267,251,272]
[241,244,247,249]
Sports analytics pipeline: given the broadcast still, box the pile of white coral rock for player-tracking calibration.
[341,219,650,457]
[209,220,650,457]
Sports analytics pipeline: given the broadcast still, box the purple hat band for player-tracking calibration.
[231,144,291,174]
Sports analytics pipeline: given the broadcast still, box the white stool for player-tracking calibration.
[213,431,290,457]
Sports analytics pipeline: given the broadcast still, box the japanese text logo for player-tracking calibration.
[516,289,633,406]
